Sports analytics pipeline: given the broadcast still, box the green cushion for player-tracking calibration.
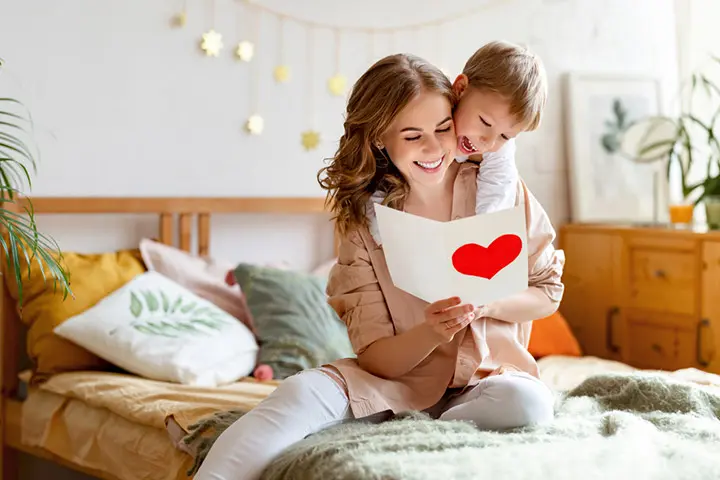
[232,264,355,379]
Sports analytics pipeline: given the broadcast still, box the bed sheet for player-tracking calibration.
[537,354,720,391]
[20,371,278,480]
[20,356,720,480]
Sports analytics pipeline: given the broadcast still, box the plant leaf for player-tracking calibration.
[180,301,196,314]
[160,291,170,313]
[142,290,159,313]
[170,295,183,313]
[130,292,143,318]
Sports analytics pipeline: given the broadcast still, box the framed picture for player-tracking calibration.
[564,73,666,223]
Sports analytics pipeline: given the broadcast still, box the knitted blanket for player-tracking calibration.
[182,373,720,480]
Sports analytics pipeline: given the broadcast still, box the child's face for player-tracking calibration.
[379,90,456,189]
[452,75,526,161]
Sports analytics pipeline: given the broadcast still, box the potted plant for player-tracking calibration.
[1,57,70,303]
[624,63,720,226]
[694,163,720,228]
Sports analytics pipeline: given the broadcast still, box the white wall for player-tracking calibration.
[0,0,679,265]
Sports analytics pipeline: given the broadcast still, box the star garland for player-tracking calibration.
[171,1,508,149]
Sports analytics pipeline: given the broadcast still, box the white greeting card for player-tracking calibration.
[373,203,528,307]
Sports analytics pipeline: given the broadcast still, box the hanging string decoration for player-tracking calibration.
[200,0,222,56]
[273,16,291,83]
[236,41,255,61]
[172,0,188,28]
[171,1,507,148]
[244,7,263,135]
[301,28,321,151]
[327,30,347,97]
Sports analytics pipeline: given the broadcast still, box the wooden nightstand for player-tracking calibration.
[558,223,720,374]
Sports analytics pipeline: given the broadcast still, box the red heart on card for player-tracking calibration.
[452,234,522,280]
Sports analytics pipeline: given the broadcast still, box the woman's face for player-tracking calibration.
[452,75,525,161]
[379,90,456,189]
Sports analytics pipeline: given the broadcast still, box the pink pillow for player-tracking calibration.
[139,238,257,335]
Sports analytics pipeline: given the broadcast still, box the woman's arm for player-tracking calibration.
[357,321,442,379]
[327,231,472,379]
[483,181,565,323]
[359,297,474,379]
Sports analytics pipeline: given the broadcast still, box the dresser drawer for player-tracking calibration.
[628,248,697,316]
[626,321,696,370]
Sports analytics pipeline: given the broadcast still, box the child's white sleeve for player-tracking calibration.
[475,139,519,214]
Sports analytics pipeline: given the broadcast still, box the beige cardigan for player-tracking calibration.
[326,162,565,418]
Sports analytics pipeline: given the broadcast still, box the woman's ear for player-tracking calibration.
[453,74,469,98]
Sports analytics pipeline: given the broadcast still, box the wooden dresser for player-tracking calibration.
[558,223,720,374]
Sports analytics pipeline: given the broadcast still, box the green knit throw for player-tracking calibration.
[183,373,720,479]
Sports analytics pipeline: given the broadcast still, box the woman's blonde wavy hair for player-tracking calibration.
[317,53,455,237]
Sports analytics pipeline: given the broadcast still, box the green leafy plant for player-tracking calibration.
[0,57,71,304]
[630,57,720,205]
[129,290,230,338]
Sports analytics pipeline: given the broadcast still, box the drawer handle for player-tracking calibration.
[653,269,666,279]
[651,343,663,353]
[697,319,710,367]
[606,306,620,353]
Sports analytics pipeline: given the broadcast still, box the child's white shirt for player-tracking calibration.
[461,138,519,214]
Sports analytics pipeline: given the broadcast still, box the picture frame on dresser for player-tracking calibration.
[564,73,668,224]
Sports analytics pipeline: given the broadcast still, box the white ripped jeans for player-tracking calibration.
[194,369,555,480]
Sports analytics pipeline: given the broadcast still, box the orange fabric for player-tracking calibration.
[528,311,582,358]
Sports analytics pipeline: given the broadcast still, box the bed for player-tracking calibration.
[3,197,720,480]
[0,196,331,480]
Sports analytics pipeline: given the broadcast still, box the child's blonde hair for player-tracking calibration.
[462,40,547,131]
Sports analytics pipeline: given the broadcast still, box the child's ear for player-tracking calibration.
[453,74,469,98]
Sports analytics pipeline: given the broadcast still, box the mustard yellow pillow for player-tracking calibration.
[5,248,146,383]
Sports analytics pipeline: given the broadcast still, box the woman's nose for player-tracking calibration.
[424,136,444,156]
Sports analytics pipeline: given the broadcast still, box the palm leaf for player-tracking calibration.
[0,59,71,305]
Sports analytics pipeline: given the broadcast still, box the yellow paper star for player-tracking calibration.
[172,11,187,28]
[301,130,321,151]
[200,29,223,57]
[235,41,254,62]
[274,65,291,83]
[327,74,347,96]
[245,115,264,135]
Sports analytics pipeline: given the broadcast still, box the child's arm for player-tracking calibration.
[482,181,565,323]
[328,231,472,379]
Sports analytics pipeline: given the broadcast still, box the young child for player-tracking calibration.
[459,41,547,215]
[195,50,563,480]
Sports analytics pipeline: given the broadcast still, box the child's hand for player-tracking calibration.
[424,297,475,343]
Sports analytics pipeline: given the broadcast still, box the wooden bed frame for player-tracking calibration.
[0,196,331,480]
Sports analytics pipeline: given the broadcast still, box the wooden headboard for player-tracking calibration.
[0,196,332,401]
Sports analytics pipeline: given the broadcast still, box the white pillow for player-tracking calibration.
[54,271,258,387]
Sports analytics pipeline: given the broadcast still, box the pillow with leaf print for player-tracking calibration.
[53,271,258,386]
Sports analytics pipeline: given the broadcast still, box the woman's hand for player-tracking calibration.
[424,297,475,343]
